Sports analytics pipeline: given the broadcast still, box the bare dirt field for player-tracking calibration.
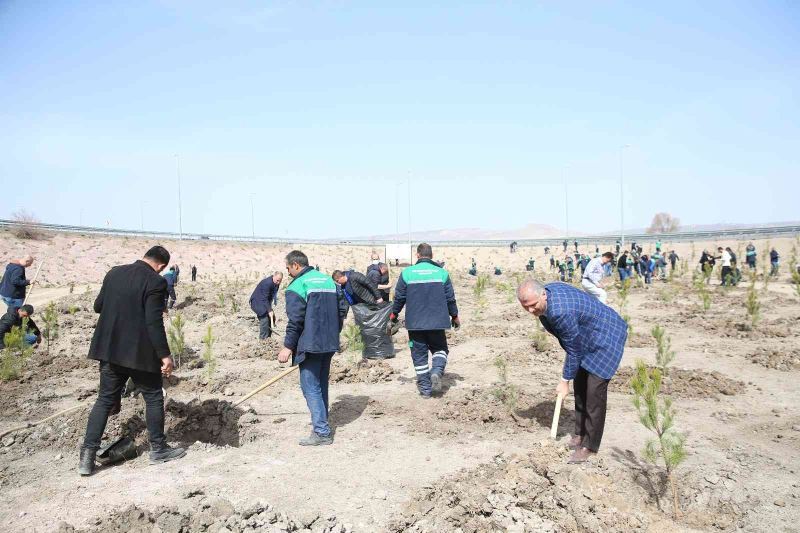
[1,230,799,532]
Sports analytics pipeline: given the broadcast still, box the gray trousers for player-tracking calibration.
[258,315,273,339]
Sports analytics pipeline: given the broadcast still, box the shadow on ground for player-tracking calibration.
[329,394,369,429]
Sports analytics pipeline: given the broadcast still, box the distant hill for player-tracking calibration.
[355,223,578,242]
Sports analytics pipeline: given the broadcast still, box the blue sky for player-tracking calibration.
[1,1,798,239]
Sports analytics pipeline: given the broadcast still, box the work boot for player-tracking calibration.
[567,447,596,464]
[78,447,96,476]
[419,391,432,399]
[299,432,333,446]
[149,445,186,464]
[567,434,583,450]
[430,373,442,393]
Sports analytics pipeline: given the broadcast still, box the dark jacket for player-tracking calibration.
[392,259,458,331]
[163,270,176,288]
[250,277,280,318]
[284,267,346,363]
[342,270,381,306]
[0,263,29,300]
[88,260,171,374]
[0,308,40,348]
[616,255,627,269]
[367,263,390,301]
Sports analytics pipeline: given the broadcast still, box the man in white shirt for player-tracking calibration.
[718,246,733,286]
[581,252,615,304]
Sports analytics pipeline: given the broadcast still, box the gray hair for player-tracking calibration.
[274,271,284,277]
[516,278,546,299]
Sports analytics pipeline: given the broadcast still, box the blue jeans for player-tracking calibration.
[299,353,334,437]
[24,334,37,345]
[2,296,24,309]
[619,269,629,281]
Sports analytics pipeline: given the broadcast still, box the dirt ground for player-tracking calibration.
[1,232,799,532]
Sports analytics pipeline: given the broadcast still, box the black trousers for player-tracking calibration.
[721,266,732,285]
[573,366,610,452]
[83,362,166,451]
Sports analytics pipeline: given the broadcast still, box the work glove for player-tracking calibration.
[386,313,400,336]
[451,316,461,330]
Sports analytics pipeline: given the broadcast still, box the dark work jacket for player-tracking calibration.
[367,263,390,301]
[0,263,29,299]
[250,277,280,318]
[0,308,40,348]
[392,259,458,331]
[88,260,171,374]
[284,267,347,364]
[343,270,381,306]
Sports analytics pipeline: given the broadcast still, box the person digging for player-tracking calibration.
[517,278,627,463]
[250,271,283,339]
[0,304,41,348]
[79,246,186,476]
[387,243,459,398]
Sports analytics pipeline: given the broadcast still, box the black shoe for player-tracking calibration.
[419,392,432,399]
[78,447,96,476]
[431,373,442,393]
[149,445,187,464]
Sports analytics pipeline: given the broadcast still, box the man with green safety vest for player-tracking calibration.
[277,250,347,446]
[388,243,459,398]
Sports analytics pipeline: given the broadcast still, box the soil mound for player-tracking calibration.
[746,346,800,371]
[389,442,743,532]
[611,367,744,399]
[57,498,351,533]
[331,358,397,384]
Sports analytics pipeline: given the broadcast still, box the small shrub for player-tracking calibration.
[651,325,675,375]
[1,319,35,381]
[491,356,519,412]
[630,360,687,518]
[530,329,550,352]
[342,323,364,353]
[202,326,217,381]
[41,302,59,357]
[10,209,46,240]
[692,272,711,311]
[167,313,186,369]
[230,297,240,313]
[217,292,225,308]
[68,305,79,315]
[745,273,761,328]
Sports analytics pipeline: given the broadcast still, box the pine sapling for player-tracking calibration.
[651,325,675,375]
[41,301,59,357]
[1,319,35,381]
[491,355,519,412]
[745,273,761,329]
[167,313,186,369]
[630,360,687,518]
[343,323,364,353]
[202,326,217,381]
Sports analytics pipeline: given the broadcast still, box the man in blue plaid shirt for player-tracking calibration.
[517,278,627,463]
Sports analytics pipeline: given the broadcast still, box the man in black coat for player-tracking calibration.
[367,262,391,303]
[249,271,283,339]
[0,304,40,348]
[332,270,383,307]
[79,246,186,476]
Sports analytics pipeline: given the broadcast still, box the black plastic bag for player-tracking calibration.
[351,303,395,359]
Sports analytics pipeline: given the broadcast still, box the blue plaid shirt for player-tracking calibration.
[539,282,627,380]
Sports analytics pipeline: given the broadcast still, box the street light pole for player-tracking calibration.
[250,193,255,238]
[563,165,569,242]
[407,174,412,250]
[620,144,631,249]
[395,181,401,243]
[175,154,183,240]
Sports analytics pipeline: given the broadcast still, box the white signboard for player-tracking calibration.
[384,243,413,266]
